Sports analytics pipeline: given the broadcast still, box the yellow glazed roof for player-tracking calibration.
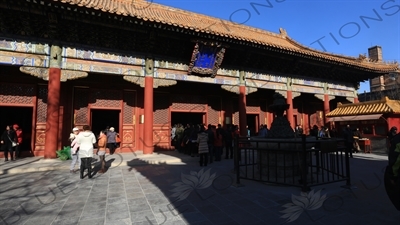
[50,0,400,73]
[327,97,400,116]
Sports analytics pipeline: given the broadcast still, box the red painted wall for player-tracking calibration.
[387,115,400,133]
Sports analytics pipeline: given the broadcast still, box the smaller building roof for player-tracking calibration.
[327,97,400,117]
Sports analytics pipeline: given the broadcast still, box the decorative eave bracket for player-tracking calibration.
[123,76,177,88]
[275,90,301,99]
[20,66,88,81]
[276,90,288,98]
[315,94,335,101]
[221,85,257,95]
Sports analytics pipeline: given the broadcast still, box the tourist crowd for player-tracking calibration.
[171,123,242,166]
[0,124,23,161]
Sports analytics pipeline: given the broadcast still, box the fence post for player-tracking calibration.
[233,134,242,187]
[233,135,238,173]
[341,140,356,189]
[301,134,310,192]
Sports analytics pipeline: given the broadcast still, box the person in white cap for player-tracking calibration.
[69,127,81,174]
[106,127,118,155]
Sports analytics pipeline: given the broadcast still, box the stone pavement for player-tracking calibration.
[0,151,399,225]
[0,151,192,175]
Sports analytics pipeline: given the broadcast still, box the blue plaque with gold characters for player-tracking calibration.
[188,40,227,78]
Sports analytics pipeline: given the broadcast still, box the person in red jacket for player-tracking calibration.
[13,124,23,159]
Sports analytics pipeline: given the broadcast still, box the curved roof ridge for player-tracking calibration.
[284,35,359,61]
[142,1,292,45]
[150,2,285,38]
[283,34,399,68]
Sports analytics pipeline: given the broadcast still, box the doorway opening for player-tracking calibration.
[171,112,205,126]
[91,109,120,137]
[0,106,33,154]
[246,114,259,136]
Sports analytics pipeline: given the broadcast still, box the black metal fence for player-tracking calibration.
[234,135,351,192]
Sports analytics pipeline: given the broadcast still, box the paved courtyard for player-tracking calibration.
[0,151,399,225]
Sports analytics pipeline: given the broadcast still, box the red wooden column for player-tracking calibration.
[286,90,294,129]
[354,97,359,103]
[143,58,154,154]
[266,112,273,129]
[239,71,247,136]
[137,89,145,151]
[322,83,335,125]
[304,112,309,135]
[323,94,331,124]
[44,45,62,159]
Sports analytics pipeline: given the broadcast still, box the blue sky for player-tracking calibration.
[152,0,400,93]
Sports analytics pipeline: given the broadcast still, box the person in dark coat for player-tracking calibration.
[388,133,400,179]
[385,132,400,210]
[353,128,362,153]
[310,125,319,139]
[214,127,224,161]
[388,126,398,141]
[343,125,354,158]
[206,124,215,163]
[388,126,398,150]
[224,124,233,159]
[182,124,192,155]
[1,125,17,161]
[189,125,199,157]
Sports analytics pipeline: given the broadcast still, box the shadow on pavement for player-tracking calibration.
[0,150,399,225]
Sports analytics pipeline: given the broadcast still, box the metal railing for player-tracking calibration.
[234,135,351,191]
